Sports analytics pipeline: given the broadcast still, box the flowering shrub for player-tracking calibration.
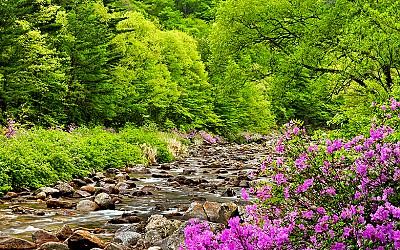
[1,119,17,138]
[181,98,400,249]
[173,129,222,144]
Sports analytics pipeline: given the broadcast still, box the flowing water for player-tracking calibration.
[0,141,277,242]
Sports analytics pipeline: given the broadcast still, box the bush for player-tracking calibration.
[181,98,400,249]
[0,125,182,192]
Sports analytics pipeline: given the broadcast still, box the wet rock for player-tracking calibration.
[144,215,181,245]
[56,210,78,216]
[108,214,142,224]
[72,190,92,198]
[80,185,96,194]
[228,177,240,186]
[55,182,74,196]
[131,190,152,196]
[238,180,249,188]
[99,184,114,194]
[115,173,127,182]
[113,225,141,248]
[3,192,18,199]
[76,200,100,212]
[182,169,196,175]
[104,242,129,250]
[46,198,75,209]
[182,202,208,220]
[94,192,114,209]
[115,182,129,194]
[125,180,137,188]
[151,173,173,178]
[95,172,105,179]
[32,230,59,245]
[11,206,34,214]
[56,225,73,241]
[103,178,115,184]
[221,187,236,197]
[35,192,47,200]
[105,168,120,177]
[72,178,87,187]
[203,202,238,224]
[35,210,46,216]
[67,230,105,250]
[83,177,94,184]
[140,184,160,192]
[37,187,60,197]
[0,237,36,249]
[37,242,69,250]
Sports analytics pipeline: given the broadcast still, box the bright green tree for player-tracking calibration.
[111,11,218,129]
[209,0,400,128]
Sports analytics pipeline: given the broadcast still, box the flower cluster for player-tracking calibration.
[181,98,400,250]
[173,129,221,144]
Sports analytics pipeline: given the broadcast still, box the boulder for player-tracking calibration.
[72,178,87,187]
[72,190,91,198]
[37,242,69,250]
[76,200,100,212]
[115,182,129,194]
[94,193,114,209]
[46,199,75,209]
[115,173,126,182]
[3,192,18,199]
[0,237,36,249]
[34,192,47,200]
[181,202,208,221]
[105,168,120,177]
[144,215,181,245]
[56,225,73,241]
[67,230,105,250]
[80,185,95,194]
[32,230,59,245]
[108,214,142,224]
[113,225,141,248]
[55,182,74,196]
[36,187,60,197]
[217,202,239,224]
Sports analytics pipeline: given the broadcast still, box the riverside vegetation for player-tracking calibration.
[181,99,400,249]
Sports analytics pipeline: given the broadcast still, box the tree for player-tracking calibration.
[111,11,219,129]
[209,0,400,127]
[55,0,115,125]
[0,0,67,125]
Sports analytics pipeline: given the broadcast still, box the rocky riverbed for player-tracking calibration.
[0,139,278,250]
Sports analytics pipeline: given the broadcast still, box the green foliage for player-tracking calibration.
[0,0,67,125]
[0,126,180,192]
[111,11,219,130]
[55,0,115,125]
[209,0,400,129]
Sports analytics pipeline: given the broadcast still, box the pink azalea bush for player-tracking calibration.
[181,98,400,249]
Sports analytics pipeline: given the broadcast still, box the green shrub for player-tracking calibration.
[0,125,179,192]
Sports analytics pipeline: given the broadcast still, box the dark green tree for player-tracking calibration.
[55,0,115,125]
[0,0,67,125]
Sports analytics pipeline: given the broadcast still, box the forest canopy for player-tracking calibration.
[0,0,399,133]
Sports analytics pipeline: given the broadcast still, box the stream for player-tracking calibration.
[0,140,277,248]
